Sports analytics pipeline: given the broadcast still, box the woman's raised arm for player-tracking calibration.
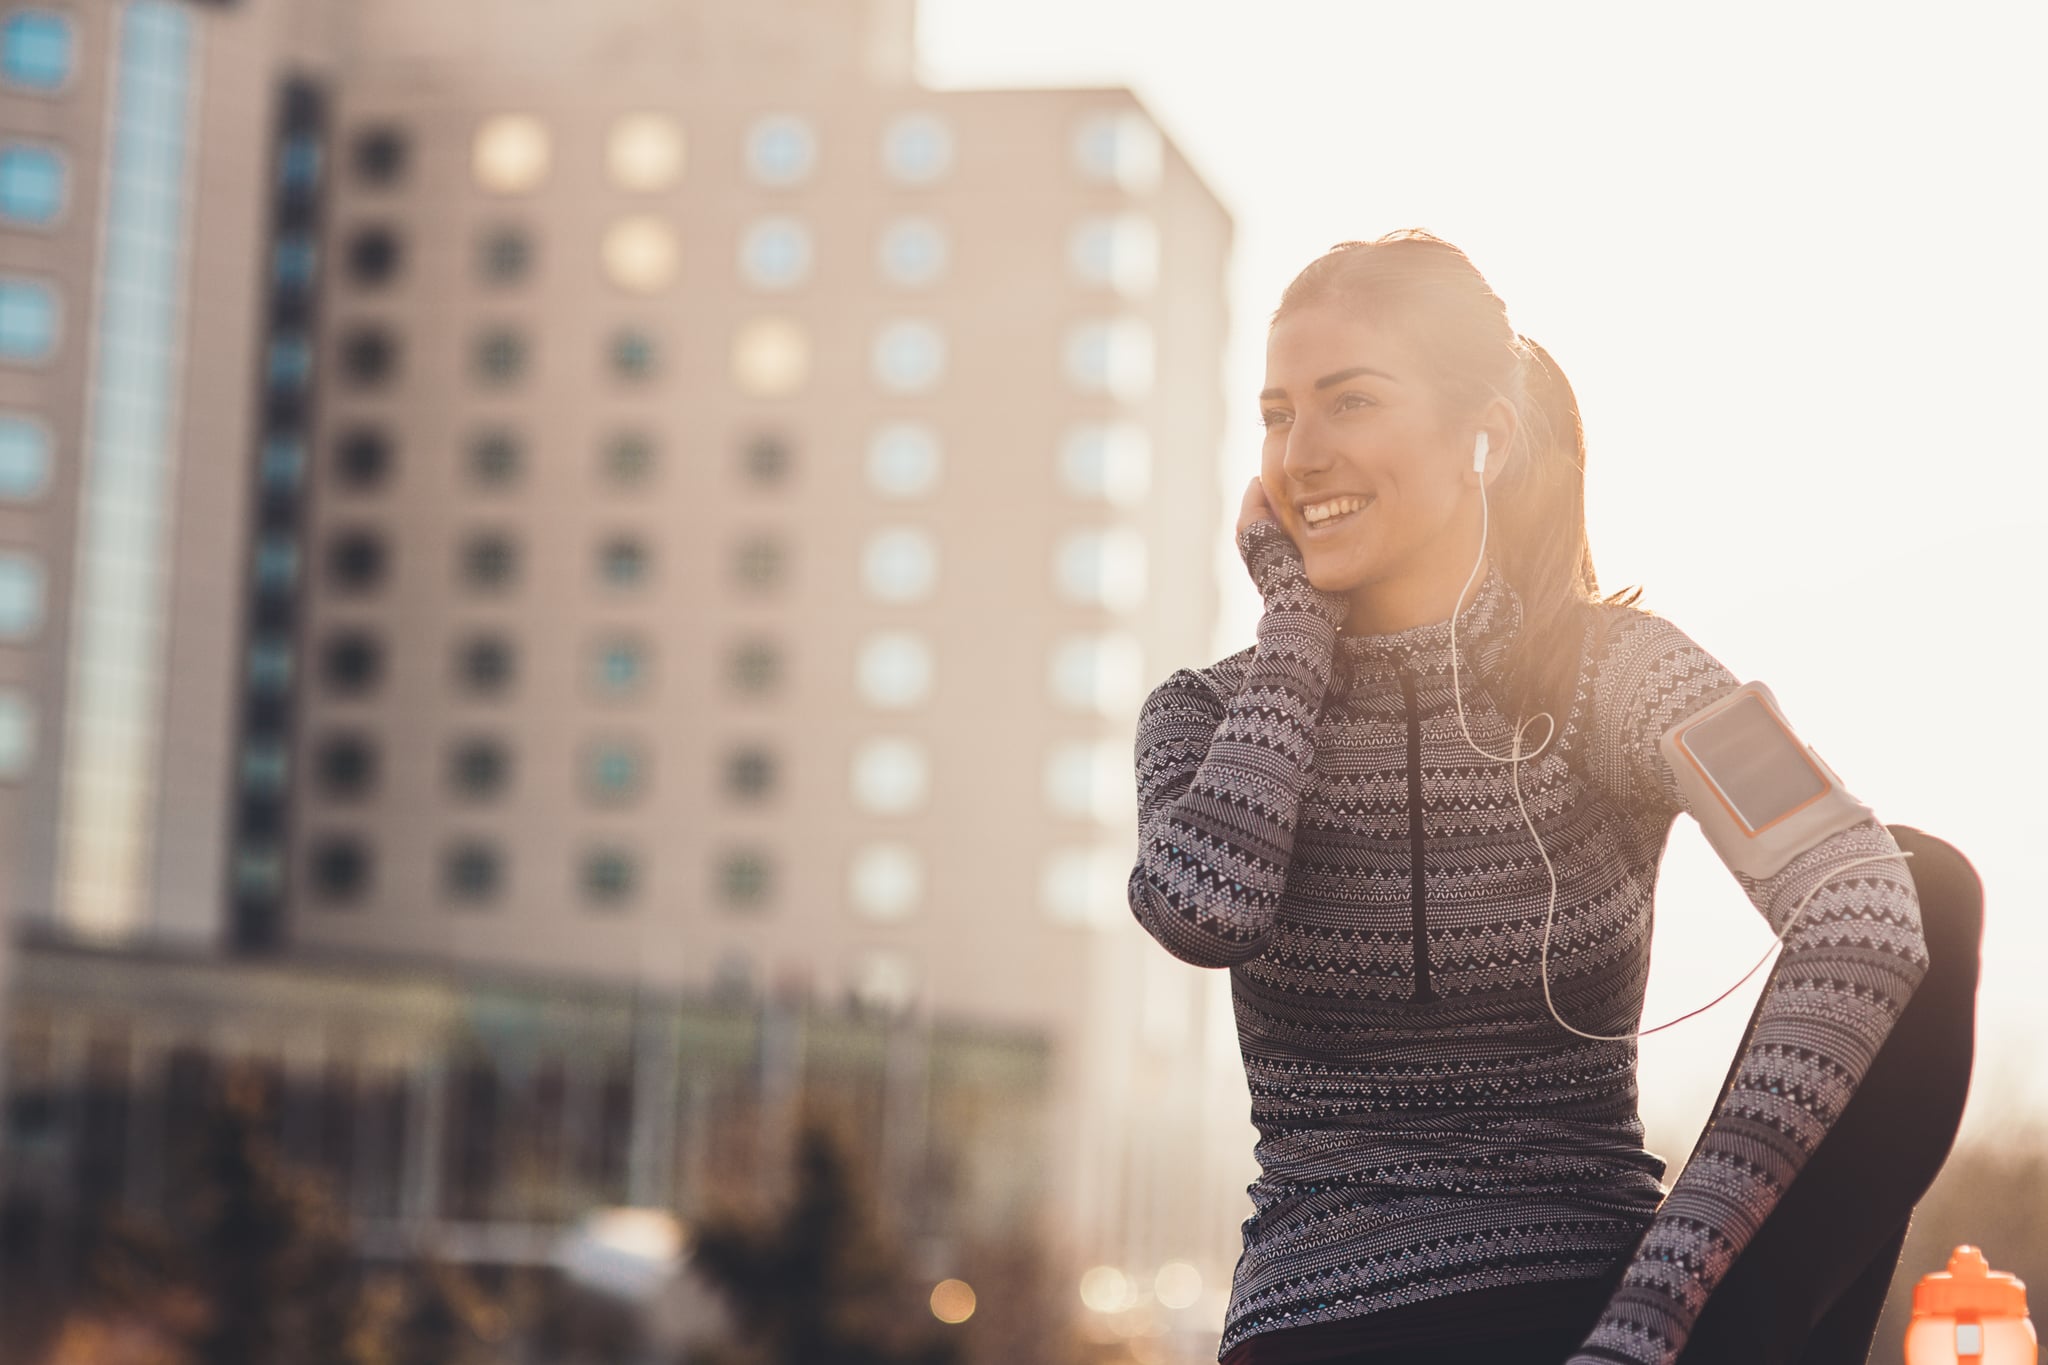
[1126,519,1349,968]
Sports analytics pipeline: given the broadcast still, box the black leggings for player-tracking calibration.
[1222,825,1983,1365]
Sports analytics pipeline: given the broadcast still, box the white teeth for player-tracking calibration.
[1302,496,1368,524]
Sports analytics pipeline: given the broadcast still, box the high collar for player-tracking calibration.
[1332,562,1524,687]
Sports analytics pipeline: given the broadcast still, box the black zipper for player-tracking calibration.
[1399,669,1437,1003]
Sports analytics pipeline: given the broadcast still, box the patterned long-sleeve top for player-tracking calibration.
[1129,520,1928,1365]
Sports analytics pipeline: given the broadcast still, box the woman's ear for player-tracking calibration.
[1463,397,1520,489]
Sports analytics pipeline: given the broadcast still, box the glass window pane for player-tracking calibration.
[871,320,945,394]
[0,145,66,224]
[1040,845,1127,927]
[877,218,947,288]
[0,278,58,361]
[1044,740,1127,822]
[865,423,941,499]
[851,738,928,814]
[739,216,812,290]
[0,552,45,637]
[474,114,550,193]
[731,318,809,397]
[880,113,953,184]
[602,215,678,293]
[607,113,684,191]
[855,631,933,709]
[1047,633,1144,714]
[1068,213,1159,296]
[860,528,937,603]
[745,115,816,186]
[0,689,35,779]
[1063,319,1155,400]
[848,844,922,922]
[1054,528,1147,610]
[1071,111,1162,193]
[0,414,51,499]
[2,12,75,91]
[1059,422,1152,505]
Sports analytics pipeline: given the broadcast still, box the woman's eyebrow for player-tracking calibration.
[1259,366,1399,401]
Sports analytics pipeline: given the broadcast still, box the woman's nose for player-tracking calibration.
[1282,416,1336,481]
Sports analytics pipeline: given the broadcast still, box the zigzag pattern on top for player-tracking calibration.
[1130,519,1928,1365]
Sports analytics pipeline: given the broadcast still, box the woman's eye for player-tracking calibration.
[1259,410,1291,429]
[1335,391,1375,411]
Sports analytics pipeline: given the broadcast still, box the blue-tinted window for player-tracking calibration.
[0,278,56,361]
[260,433,305,491]
[254,533,298,592]
[0,552,46,638]
[279,132,322,192]
[0,145,64,224]
[0,414,50,499]
[267,334,312,390]
[273,236,317,289]
[1,11,73,91]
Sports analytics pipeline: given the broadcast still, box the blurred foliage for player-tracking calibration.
[40,1062,503,1365]
[685,1110,966,1365]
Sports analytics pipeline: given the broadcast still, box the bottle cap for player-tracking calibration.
[1912,1246,2030,1320]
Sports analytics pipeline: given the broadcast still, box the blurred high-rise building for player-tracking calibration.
[0,0,1247,1342]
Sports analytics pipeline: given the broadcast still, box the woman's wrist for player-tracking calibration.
[1237,520,1350,629]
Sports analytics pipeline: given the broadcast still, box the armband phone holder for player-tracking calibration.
[1657,681,1874,879]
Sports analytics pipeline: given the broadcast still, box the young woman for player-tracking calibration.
[1128,231,1978,1364]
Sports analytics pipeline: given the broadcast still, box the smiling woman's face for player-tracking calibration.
[1259,303,1480,615]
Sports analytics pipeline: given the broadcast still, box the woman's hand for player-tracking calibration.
[1235,475,1282,544]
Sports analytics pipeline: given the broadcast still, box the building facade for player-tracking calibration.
[1,0,1250,1351]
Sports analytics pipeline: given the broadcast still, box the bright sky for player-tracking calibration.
[918,0,2048,1148]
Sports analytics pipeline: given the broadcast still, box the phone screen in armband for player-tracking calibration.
[1656,682,1874,878]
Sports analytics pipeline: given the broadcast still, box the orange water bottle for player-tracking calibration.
[1905,1246,2037,1365]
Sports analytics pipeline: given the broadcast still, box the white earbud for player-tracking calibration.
[1472,431,1489,473]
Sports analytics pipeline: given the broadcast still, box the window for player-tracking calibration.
[0,277,57,362]
[477,226,532,284]
[1040,845,1127,927]
[731,533,787,591]
[851,738,927,814]
[350,125,408,187]
[602,431,656,486]
[345,225,402,286]
[597,535,649,587]
[739,217,811,290]
[860,528,936,603]
[459,530,520,591]
[848,951,917,1017]
[266,335,312,391]
[448,736,512,800]
[880,113,953,185]
[607,113,684,191]
[724,744,776,801]
[234,845,284,899]
[454,633,516,695]
[309,834,373,905]
[260,434,306,493]
[467,430,524,488]
[325,528,388,593]
[610,328,657,380]
[333,427,392,491]
[474,326,528,385]
[314,731,378,800]
[278,132,321,194]
[602,215,678,293]
[273,236,317,291]
[581,846,638,907]
[0,552,45,638]
[473,114,550,193]
[848,843,921,922]
[1059,423,1152,505]
[742,433,792,486]
[338,325,399,388]
[1071,111,1163,193]
[248,637,293,693]
[253,533,298,594]
[876,219,947,288]
[718,849,773,909]
[855,632,932,710]
[1068,214,1159,296]
[728,638,781,696]
[320,629,384,695]
[871,321,944,393]
[1044,740,1127,821]
[0,689,35,780]
[0,145,65,224]
[1054,528,1147,611]
[1048,633,1144,714]
[731,318,808,397]
[745,114,816,186]
[585,739,647,803]
[1064,320,1154,400]
[241,741,288,795]
[444,839,504,905]
[0,414,51,500]
[590,634,648,698]
[865,424,941,499]
[2,11,74,91]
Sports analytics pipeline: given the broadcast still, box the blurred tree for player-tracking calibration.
[686,1112,964,1365]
